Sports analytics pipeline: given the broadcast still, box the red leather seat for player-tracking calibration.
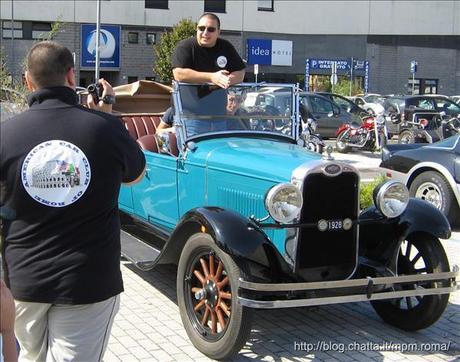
[120,115,161,140]
[136,135,159,153]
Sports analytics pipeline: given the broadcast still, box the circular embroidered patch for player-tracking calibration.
[21,140,91,207]
[217,56,228,68]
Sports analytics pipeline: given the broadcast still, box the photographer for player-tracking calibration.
[0,41,145,361]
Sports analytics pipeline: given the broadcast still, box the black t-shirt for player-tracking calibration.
[171,37,245,73]
[0,87,146,304]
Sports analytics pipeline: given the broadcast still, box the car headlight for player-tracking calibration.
[373,181,409,218]
[265,183,303,223]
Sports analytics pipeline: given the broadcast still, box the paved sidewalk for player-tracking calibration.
[106,233,460,361]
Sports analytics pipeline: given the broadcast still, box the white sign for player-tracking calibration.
[271,40,293,66]
[254,64,259,75]
[330,74,338,85]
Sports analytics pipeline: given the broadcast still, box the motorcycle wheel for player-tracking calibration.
[306,136,324,154]
[371,233,450,331]
[335,131,351,153]
[398,129,415,144]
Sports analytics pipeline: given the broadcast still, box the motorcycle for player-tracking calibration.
[299,116,325,154]
[335,114,390,153]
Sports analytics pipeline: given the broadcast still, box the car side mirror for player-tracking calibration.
[327,111,334,118]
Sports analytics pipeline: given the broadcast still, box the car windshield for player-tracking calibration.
[174,83,296,140]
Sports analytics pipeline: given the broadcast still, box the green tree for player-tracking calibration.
[153,18,196,84]
[332,78,363,97]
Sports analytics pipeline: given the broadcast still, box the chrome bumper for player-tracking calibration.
[238,266,459,309]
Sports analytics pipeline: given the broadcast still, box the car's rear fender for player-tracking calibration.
[359,198,451,269]
[159,207,293,282]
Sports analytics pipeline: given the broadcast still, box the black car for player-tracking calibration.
[299,92,360,138]
[383,95,460,138]
[317,92,370,118]
[380,135,460,226]
[248,90,358,138]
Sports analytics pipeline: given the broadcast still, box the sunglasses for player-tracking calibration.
[197,26,217,33]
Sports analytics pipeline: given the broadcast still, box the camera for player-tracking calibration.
[87,82,103,104]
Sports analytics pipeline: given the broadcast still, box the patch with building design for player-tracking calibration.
[21,140,91,207]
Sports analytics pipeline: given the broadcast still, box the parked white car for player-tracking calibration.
[351,94,386,115]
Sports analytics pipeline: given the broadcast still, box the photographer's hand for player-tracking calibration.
[87,78,115,113]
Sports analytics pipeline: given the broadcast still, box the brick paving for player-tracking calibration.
[106,232,460,362]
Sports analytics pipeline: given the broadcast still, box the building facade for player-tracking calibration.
[1,0,459,95]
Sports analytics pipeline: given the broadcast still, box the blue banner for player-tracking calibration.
[81,24,120,68]
[247,39,272,65]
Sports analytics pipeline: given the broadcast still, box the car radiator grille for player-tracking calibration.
[295,171,359,280]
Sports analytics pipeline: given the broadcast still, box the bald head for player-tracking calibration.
[26,41,74,88]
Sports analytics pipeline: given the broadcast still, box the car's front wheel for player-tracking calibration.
[371,233,450,331]
[177,233,253,360]
[409,171,459,225]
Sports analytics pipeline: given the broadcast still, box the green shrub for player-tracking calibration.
[360,175,387,210]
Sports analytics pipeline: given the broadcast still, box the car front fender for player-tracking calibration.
[159,207,293,281]
[359,198,451,265]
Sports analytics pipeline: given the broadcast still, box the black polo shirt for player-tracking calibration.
[172,37,245,73]
[0,87,145,304]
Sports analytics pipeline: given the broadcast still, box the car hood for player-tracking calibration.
[189,136,322,182]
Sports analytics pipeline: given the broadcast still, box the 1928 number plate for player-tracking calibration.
[317,218,353,232]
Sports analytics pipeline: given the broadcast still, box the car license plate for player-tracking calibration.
[317,218,353,232]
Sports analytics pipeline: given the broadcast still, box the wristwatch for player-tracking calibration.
[102,95,116,104]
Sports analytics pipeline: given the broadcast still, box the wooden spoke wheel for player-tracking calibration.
[190,251,232,336]
[177,233,253,360]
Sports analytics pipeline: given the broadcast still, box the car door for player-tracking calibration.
[129,152,179,231]
[303,95,343,138]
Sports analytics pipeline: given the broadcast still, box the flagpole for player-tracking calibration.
[95,0,101,81]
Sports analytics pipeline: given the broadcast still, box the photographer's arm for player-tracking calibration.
[87,78,115,113]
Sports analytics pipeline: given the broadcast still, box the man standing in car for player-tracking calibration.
[172,12,245,89]
[0,41,145,361]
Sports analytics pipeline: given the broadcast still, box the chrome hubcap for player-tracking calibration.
[415,182,442,209]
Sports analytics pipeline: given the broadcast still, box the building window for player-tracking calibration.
[2,20,23,39]
[423,79,438,95]
[128,32,139,44]
[146,33,156,45]
[145,76,156,81]
[32,22,52,40]
[145,0,168,9]
[204,0,226,13]
[407,78,420,95]
[258,0,274,11]
[128,76,138,83]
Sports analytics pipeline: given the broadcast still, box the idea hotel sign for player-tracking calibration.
[247,39,293,66]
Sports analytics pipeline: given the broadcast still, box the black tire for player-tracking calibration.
[398,129,415,144]
[335,131,351,153]
[177,233,253,360]
[409,171,460,225]
[371,233,450,331]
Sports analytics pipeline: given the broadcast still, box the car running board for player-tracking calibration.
[121,230,160,271]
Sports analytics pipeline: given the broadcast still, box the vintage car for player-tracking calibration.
[380,135,460,226]
[117,81,458,360]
